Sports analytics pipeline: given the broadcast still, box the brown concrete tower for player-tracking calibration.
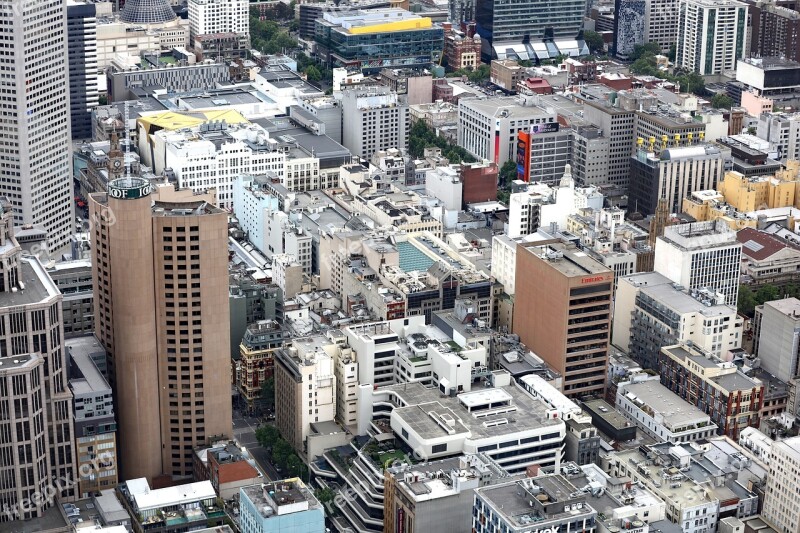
[512,240,613,399]
[90,178,231,481]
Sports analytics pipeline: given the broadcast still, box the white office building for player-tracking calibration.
[654,220,742,307]
[616,379,718,443]
[357,376,566,473]
[341,85,410,159]
[613,271,743,369]
[188,0,249,41]
[763,436,800,532]
[0,0,75,251]
[753,297,800,383]
[676,0,748,75]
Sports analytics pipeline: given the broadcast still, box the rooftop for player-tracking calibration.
[387,381,562,441]
[521,241,612,278]
[68,337,111,396]
[620,381,713,431]
[0,257,60,308]
[240,479,321,518]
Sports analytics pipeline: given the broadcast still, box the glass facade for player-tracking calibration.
[316,23,444,72]
[475,0,587,44]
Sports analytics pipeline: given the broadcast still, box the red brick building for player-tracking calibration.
[461,161,498,206]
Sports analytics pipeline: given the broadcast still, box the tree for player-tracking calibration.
[629,55,660,76]
[304,65,322,82]
[711,93,734,109]
[583,30,605,55]
[260,377,275,409]
[286,454,307,478]
[315,487,336,505]
[499,160,517,187]
[667,43,677,62]
[272,439,293,467]
[255,425,280,450]
[467,64,490,83]
[676,71,705,95]
[629,42,661,61]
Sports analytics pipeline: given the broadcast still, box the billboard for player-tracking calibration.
[517,131,531,182]
[530,122,560,134]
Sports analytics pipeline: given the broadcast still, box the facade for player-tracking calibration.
[0,0,75,251]
[357,378,567,474]
[47,260,95,338]
[753,298,800,383]
[239,479,325,533]
[512,241,613,399]
[341,86,410,159]
[0,199,77,523]
[613,271,742,370]
[188,0,249,43]
[616,379,718,443]
[238,320,286,412]
[745,0,800,63]
[473,0,587,60]
[67,0,99,141]
[445,29,482,71]
[613,0,646,58]
[645,0,680,51]
[107,56,229,102]
[68,338,118,497]
[459,96,571,179]
[659,344,764,439]
[315,9,444,73]
[762,436,800,533]
[384,454,521,533]
[653,221,742,307]
[676,0,748,75]
[490,60,526,91]
[578,90,637,190]
[89,178,232,481]
[629,145,727,216]
[274,336,337,452]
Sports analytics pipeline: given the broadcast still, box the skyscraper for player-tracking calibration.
[67,0,99,141]
[0,0,75,251]
[676,0,748,75]
[0,198,77,523]
[89,177,232,481]
[512,240,613,399]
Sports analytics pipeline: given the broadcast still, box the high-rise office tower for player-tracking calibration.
[512,240,613,399]
[67,0,99,141]
[0,198,77,523]
[654,220,742,307]
[0,0,75,252]
[474,0,587,60]
[613,0,646,58]
[676,0,748,75]
[645,0,680,52]
[89,177,232,481]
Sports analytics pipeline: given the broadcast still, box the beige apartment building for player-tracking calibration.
[90,176,231,482]
[512,240,613,399]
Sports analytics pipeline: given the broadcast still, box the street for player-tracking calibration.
[232,409,281,480]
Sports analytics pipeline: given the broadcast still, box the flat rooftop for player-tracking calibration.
[521,242,611,277]
[389,381,561,441]
[0,258,59,308]
[460,96,554,120]
[621,381,711,429]
[68,338,110,395]
[583,399,631,430]
[241,479,321,518]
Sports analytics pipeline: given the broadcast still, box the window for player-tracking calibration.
[432,443,447,454]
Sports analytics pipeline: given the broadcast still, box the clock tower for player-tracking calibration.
[107,133,125,180]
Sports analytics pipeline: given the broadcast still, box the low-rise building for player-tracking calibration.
[119,478,223,533]
[384,454,520,533]
[659,344,764,439]
[616,379,718,443]
[239,479,325,533]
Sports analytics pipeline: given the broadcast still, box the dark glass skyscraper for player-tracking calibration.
[475,0,587,60]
